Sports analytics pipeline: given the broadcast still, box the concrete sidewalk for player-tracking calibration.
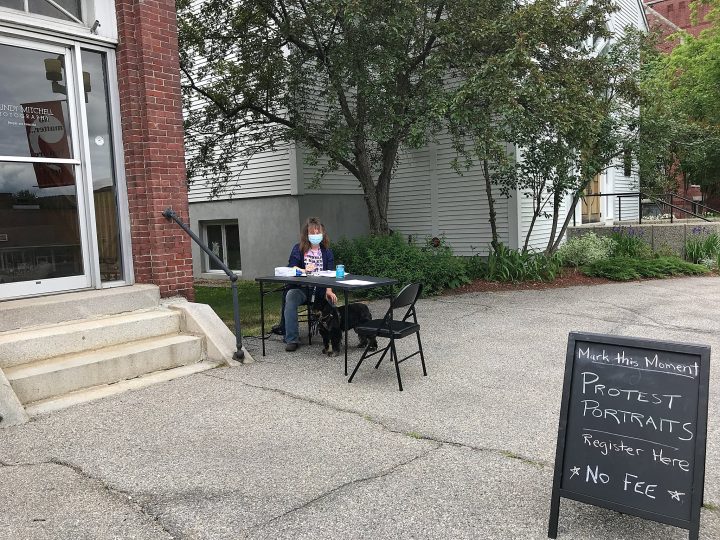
[1,276,719,539]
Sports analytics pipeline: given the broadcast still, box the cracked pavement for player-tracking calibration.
[1,276,719,539]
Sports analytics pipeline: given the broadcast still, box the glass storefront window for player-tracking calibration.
[0,1,25,10]
[0,44,74,160]
[1,0,83,23]
[81,49,123,282]
[0,162,83,283]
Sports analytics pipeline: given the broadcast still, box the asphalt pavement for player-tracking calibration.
[1,276,719,539]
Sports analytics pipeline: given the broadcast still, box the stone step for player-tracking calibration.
[0,309,181,370]
[0,284,160,333]
[24,361,222,417]
[4,334,203,404]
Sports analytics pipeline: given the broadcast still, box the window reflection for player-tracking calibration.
[81,50,123,282]
[0,44,74,159]
[0,162,83,283]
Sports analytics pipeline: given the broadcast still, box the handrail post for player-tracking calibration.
[162,208,244,361]
[670,194,674,224]
[639,192,642,224]
[618,195,622,222]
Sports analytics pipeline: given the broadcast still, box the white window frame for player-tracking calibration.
[202,221,241,275]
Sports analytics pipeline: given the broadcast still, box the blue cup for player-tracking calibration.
[336,264,345,279]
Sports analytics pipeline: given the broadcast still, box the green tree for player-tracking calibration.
[178,0,448,234]
[444,0,642,254]
[639,0,720,201]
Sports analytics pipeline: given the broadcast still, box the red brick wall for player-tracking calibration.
[115,0,194,300]
[645,0,713,52]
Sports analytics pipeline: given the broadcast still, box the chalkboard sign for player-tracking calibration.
[548,332,710,540]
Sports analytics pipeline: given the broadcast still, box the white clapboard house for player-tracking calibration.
[186,0,647,280]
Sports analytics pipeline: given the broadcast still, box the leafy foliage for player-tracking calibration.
[557,233,614,267]
[331,234,470,297]
[582,257,709,281]
[685,230,720,264]
[178,0,448,234]
[482,244,562,282]
[609,228,653,259]
[639,0,720,198]
[443,0,643,254]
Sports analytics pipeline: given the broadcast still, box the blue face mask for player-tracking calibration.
[308,233,323,246]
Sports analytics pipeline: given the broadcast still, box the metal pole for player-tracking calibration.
[162,208,244,360]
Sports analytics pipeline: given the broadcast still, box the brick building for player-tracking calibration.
[0,2,234,427]
[0,0,193,301]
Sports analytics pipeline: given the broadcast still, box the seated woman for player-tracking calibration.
[282,217,337,351]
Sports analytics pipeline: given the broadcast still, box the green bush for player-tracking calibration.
[484,243,561,282]
[582,257,709,281]
[685,231,720,265]
[331,233,470,297]
[557,233,613,267]
[609,228,653,259]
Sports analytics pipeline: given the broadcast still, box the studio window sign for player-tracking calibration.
[23,100,74,187]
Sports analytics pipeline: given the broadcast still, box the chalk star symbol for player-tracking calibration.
[668,490,685,501]
[569,466,580,479]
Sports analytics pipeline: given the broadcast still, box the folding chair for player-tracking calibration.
[348,282,426,391]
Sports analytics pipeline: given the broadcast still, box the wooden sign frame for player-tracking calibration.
[548,332,710,540]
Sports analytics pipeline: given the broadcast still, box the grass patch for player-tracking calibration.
[582,257,709,281]
[194,282,283,337]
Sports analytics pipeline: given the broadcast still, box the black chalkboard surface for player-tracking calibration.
[548,332,710,540]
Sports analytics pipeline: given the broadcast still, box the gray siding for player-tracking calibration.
[388,136,511,256]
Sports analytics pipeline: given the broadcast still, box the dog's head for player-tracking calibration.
[312,297,340,331]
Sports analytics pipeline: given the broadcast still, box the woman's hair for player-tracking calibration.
[299,217,329,252]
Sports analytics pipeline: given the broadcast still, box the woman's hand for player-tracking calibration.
[306,262,317,273]
[326,288,337,305]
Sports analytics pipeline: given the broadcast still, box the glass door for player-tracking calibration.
[0,36,91,299]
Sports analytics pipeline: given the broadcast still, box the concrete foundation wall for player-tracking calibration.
[567,222,720,258]
[189,194,369,280]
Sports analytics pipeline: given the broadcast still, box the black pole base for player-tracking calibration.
[233,350,245,361]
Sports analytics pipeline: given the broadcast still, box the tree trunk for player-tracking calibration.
[545,190,562,253]
[483,158,500,252]
[549,192,583,254]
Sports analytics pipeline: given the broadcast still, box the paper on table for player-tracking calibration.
[315,270,338,277]
[338,279,374,286]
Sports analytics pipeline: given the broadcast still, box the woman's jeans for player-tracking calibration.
[283,287,308,344]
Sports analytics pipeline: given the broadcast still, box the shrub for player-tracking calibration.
[331,233,470,297]
[609,227,653,259]
[557,233,613,267]
[582,257,709,281]
[484,244,561,282]
[685,231,720,265]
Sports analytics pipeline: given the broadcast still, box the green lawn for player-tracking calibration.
[194,282,282,337]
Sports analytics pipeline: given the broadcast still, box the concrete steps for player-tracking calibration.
[0,285,242,423]
[0,284,160,333]
[23,361,221,417]
[5,334,204,404]
[0,309,182,370]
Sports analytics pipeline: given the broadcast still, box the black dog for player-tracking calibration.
[313,298,378,356]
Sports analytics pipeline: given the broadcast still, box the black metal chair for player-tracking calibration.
[348,282,426,391]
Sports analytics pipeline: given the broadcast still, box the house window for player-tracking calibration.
[204,222,241,273]
[0,0,83,23]
[623,148,632,177]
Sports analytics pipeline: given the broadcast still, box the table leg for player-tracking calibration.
[344,289,349,376]
[260,281,266,357]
